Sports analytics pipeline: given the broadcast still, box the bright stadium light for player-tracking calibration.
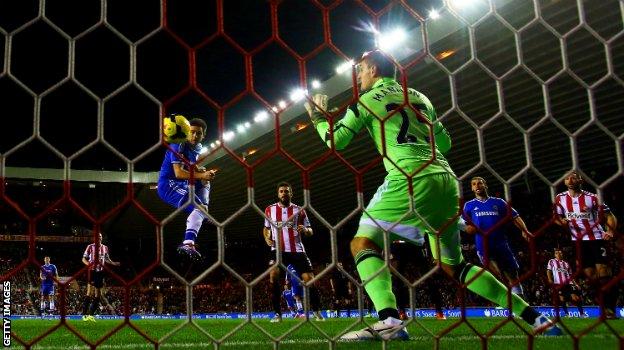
[244,121,251,128]
[223,131,235,141]
[311,80,321,89]
[200,147,208,154]
[378,28,407,51]
[429,9,440,19]
[254,111,269,122]
[289,88,306,102]
[215,140,221,145]
[210,142,215,148]
[450,0,476,9]
[278,100,287,109]
[236,124,246,133]
[335,60,354,74]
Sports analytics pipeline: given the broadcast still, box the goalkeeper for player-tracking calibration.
[305,50,561,340]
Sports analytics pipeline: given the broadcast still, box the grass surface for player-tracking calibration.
[9,317,623,349]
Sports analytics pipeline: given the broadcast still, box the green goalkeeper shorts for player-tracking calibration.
[355,172,463,265]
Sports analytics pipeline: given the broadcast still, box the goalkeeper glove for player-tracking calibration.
[304,94,329,125]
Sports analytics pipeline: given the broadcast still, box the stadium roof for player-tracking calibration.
[2,0,622,244]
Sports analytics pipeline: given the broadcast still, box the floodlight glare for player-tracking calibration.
[278,100,287,109]
[236,124,246,133]
[254,111,269,122]
[378,28,407,51]
[289,88,306,102]
[223,131,235,141]
[335,60,354,74]
[311,80,321,89]
[429,9,440,19]
[450,0,475,8]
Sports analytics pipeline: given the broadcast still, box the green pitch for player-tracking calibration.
[9,318,623,349]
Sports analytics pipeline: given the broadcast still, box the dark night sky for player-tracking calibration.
[0,0,441,170]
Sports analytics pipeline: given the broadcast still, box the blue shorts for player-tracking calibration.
[41,284,54,296]
[476,242,519,273]
[157,180,209,214]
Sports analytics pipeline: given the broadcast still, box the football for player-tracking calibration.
[163,114,191,144]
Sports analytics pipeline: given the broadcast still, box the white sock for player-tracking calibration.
[41,301,46,310]
[49,300,55,310]
[183,209,205,244]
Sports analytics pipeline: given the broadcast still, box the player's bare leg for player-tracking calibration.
[594,264,617,319]
[502,269,525,299]
[82,284,96,322]
[269,267,282,322]
[570,293,586,317]
[301,272,324,321]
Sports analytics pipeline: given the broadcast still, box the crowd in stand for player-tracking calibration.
[3,243,621,317]
[1,178,622,317]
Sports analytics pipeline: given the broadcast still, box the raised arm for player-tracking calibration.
[306,95,367,150]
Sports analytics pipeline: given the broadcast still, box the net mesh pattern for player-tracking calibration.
[0,0,623,348]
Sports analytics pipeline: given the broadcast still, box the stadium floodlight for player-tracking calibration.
[335,60,354,74]
[215,140,221,145]
[254,111,269,122]
[311,80,321,89]
[236,124,246,133]
[450,0,476,8]
[278,100,287,109]
[244,121,251,128]
[223,131,235,141]
[271,106,279,112]
[289,88,306,102]
[200,146,208,154]
[377,28,407,51]
[429,9,440,19]
[210,142,215,148]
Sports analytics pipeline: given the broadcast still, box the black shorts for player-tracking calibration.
[390,242,431,266]
[269,251,313,274]
[579,240,608,268]
[558,284,582,300]
[88,270,105,289]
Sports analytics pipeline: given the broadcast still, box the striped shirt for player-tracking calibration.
[555,190,610,241]
[83,243,109,271]
[547,258,572,285]
[264,203,310,253]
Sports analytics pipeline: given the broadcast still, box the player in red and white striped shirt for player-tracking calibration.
[554,171,618,318]
[263,182,323,322]
[80,233,120,321]
[546,248,585,317]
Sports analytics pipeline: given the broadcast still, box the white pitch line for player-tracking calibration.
[27,333,619,350]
